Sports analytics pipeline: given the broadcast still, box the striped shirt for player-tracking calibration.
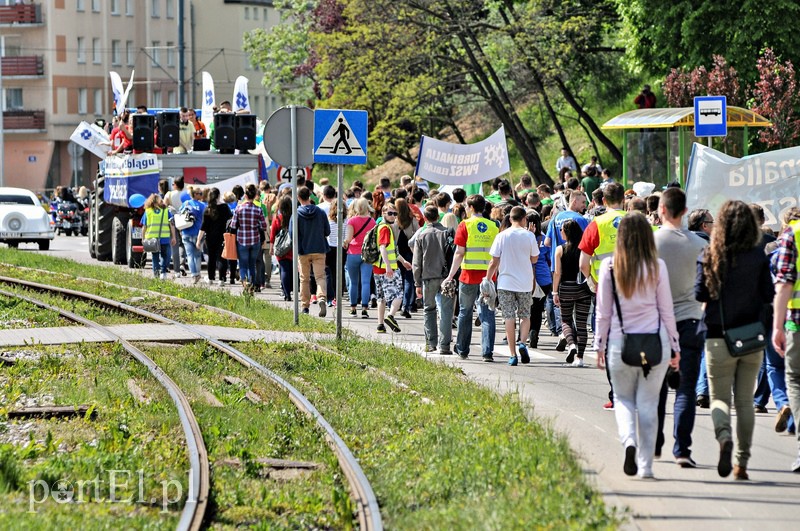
[774,225,799,326]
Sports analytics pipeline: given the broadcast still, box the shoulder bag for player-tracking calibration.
[719,295,766,357]
[273,227,292,257]
[610,266,662,378]
[143,209,166,253]
[174,210,195,230]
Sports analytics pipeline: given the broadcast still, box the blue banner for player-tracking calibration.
[101,154,161,207]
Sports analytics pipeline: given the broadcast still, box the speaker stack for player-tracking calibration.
[132,114,155,152]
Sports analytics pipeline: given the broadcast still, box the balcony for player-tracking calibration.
[0,3,42,25]
[2,110,46,132]
[1,56,44,77]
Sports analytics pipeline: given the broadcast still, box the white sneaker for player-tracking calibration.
[572,358,585,368]
[217,279,226,286]
[160,272,168,280]
[204,278,213,285]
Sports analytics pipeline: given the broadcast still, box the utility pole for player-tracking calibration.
[178,0,185,107]
[0,54,4,187]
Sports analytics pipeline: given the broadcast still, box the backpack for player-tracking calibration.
[361,225,381,264]
[273,228,292,257]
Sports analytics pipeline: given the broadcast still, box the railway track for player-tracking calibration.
[0,274,383,530]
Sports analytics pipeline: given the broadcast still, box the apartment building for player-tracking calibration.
[0,0,281,192]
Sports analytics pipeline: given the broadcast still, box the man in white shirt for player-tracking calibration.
[486,206,539,366]
[556,147,578,175]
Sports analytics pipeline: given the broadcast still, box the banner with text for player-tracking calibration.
[101,154,161,207]
[686,143,800,231]
[415,126,510,185]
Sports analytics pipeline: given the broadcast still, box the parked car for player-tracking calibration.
[0,187,55,250]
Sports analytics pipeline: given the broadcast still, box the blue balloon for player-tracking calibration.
[180,191,191,203]
[128,193,146,209]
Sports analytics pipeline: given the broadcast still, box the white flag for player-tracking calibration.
[109,71,125,116]
[122,70,134,109]
[70,121,111,159]
[232,75,250,113]
[201,71,215,126]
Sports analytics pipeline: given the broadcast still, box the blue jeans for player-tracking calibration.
[151,242,171,275]
[345,253,372,307]
[754,355,771,408]
[455,282,495,358]
[279,258,293,298]
[422,278,455,351]
[401,267,416,311]
[766,329,795,432]
[237,243,260,284]
[545,291,561,335]
[182,234,201,277]
[697,351,709,397]
[673,319,705,458]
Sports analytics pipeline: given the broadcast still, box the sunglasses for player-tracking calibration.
[385,211,398,216]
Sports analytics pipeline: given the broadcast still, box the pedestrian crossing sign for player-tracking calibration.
[313,109,368,165]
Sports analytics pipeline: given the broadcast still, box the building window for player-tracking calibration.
[152,89,162,107]
[111,0,120,15]
[151,0,159,18]
[253,95,260,117]
[126,0,133,16]
[166,0,174,19]
[94,89,103,116]
[77,37,86,63]
[126,40,134,65]
[151,41,160,66]
[92,38,101,64]
[4,88,23,111]
[168,90,176,108]
[77,0,85,12]
[244,7,249,20]
[111,40,121,65]
[92,0,100,13]
[78,88,88,115]
[264,8,268,22]
[253,8,258,20]
[166,41,174,67]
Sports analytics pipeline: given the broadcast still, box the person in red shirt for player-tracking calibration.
[374,203,405,334]
[109,110,133,155]
[445,194,499,361]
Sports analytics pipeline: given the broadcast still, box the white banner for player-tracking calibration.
[232,75,250,113]
[201,71,215,127]
[109,71,134,116]
[70,121,111,159]
[415,126,510,185]
[686,143,800,231]
[195,170,258,198]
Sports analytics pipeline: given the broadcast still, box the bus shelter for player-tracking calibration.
[602,106,771,188]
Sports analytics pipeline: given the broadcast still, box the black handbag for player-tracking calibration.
[719,298,766,357]
[610,267,662,378]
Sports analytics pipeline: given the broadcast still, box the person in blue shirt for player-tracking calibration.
[544,190,589,270]
[527,209,553,349]
[179,186,207,283]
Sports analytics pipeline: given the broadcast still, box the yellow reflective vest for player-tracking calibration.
[462,216,499,271]
[145,207,170,240]
[372,223,398,270]
[788,220,800,313]
[589,209,626,281]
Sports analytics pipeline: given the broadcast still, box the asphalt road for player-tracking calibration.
[31,234,800,529]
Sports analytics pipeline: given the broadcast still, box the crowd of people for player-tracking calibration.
[138,164,800,480]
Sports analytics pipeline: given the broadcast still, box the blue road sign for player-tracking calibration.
[314,109,368,165]
[694,96,727,137]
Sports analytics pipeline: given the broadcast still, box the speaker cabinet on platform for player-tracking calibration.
[214,113,236,152]
[235,114,257,151]
[157,111,180,148]
[132,114,155,152]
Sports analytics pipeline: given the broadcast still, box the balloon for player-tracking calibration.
[128,194,146,208]
[180,191,191,202]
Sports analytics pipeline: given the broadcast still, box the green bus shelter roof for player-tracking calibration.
[602,106,772,130]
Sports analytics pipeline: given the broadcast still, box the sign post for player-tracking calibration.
[314,109,368,339]
[694,96,727,148]
[263,105,314,324]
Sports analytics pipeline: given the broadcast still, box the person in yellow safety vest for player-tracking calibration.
[445,194,500,361]
[142,193,176,280]
[578,181,626,411]
[373,203,407,334]
[772,212,800,473]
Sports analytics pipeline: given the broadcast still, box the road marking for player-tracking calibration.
[593,425,606,433]
[574,414,586,421]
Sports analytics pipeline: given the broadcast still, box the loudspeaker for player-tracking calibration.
[132,114,155,152]
[157,111,180,148]
[214,113,235,152]
[235,114,257,151]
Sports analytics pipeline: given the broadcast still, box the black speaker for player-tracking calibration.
[157,111,180,148]
[235,114,257,151]
[132,114,155,152]
[214,113,235,152]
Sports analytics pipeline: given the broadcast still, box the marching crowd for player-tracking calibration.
[138,166,800,481]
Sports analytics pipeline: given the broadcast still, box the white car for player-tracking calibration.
[0,187,55,250]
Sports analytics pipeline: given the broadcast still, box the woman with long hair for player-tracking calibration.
[595,212,681,479]
[271,195,294,300]
[197,187,232,285]
[343,197,376,317]
[230,183,266,293]
[553,218,592,365]
[695,200,774,480]
[372,191,385,220]
[142,193,174,279]
[394,198,419,317]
